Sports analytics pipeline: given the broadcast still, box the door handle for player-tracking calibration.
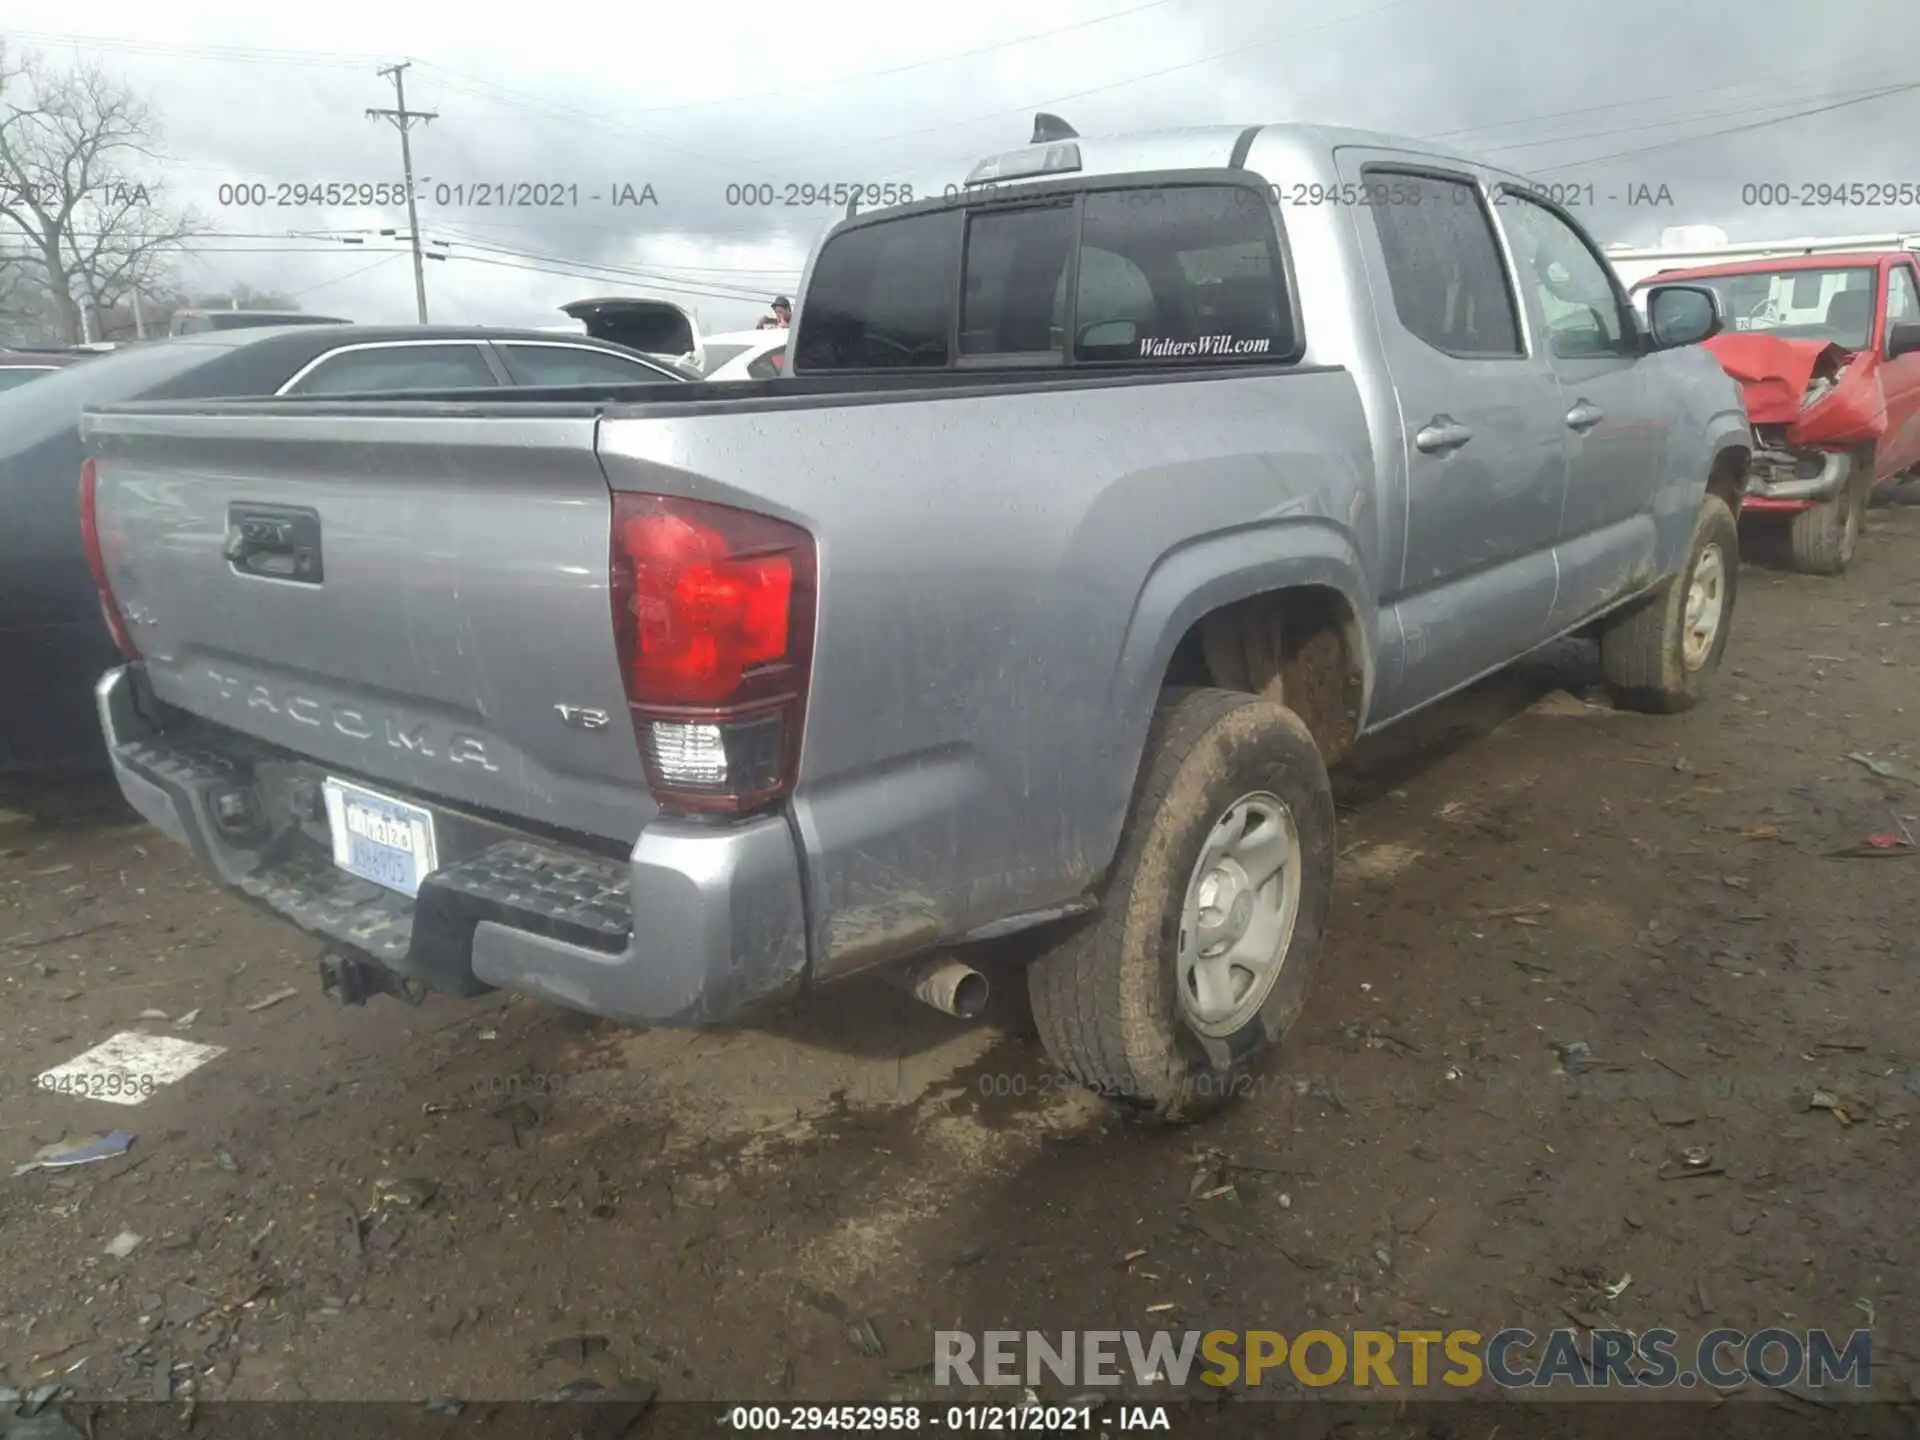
[1414,415,1473,455]
[1566,401,1604,432]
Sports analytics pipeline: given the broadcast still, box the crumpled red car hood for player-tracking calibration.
[1702,334,1846,423]
[1702,332,1887,444]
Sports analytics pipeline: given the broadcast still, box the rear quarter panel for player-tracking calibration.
[596,370,1379,979]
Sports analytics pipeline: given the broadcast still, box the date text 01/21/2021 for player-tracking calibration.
[723,1404,1149,1432]
[213,180,659,208]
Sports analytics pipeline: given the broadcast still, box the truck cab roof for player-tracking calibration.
[886,120,1507,209]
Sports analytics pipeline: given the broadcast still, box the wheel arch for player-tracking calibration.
[1088,522,1375,884]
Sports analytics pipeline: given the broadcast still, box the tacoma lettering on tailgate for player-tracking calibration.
[202,668,499,771]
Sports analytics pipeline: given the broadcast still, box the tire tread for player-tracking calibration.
[1029,687,1330,1122]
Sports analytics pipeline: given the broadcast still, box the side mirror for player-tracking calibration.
[1644,284,1722,349]
[1077,319,1139,352]
[1888,321,1920,360]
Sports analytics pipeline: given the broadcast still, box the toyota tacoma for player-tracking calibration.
[81,119,1750,1120]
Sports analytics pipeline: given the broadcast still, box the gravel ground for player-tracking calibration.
[2,499,1917,1430]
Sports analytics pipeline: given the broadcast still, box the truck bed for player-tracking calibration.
[83,360,1380,1014]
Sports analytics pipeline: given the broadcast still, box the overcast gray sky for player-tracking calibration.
[7,0,1918,332]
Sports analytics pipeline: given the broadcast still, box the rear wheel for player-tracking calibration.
[1600,494,1739,713]
[1027,688,1335,1124]
[1788,467,1867,574]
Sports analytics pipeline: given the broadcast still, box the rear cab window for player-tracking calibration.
[792,177,1297,373]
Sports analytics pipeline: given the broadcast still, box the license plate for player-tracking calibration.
[321,778,438,897]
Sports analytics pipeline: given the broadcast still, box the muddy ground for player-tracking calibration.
[3,500,1918,1424]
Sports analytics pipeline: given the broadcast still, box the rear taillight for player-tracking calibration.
[79,458,140,660]
[610,493,815,815]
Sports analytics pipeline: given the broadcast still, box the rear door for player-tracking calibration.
[1878,259,1920,478]
[1336,155,1569,719]
[1491,186,1669,628]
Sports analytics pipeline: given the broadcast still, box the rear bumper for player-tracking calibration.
[96,664,810,1026]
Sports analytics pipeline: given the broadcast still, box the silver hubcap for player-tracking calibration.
[1176,792,1302,1037]
[1681,542,1725,671]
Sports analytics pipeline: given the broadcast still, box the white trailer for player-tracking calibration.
[1605,225,1920,292]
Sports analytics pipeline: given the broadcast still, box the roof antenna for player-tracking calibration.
[1031,112,1078,143]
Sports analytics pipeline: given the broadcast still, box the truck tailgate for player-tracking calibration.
[83,407,654,845]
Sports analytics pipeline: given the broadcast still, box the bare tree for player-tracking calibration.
[0,43,202,343]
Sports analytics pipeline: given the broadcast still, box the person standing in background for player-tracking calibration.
[758,295,792,330]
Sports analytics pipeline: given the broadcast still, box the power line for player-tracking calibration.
[424,233,784,300]
[567,0,1190,116]
[406,70,785,181]
[421,222,802,283]
[1475,80,1920,156]
[1424,59,1916,143]
[3,30,380,69]
[21,222,805,281]
[1546,81,1920,173]
[0,247,416,257]
[777,0,1450,169]
[431,249,790,304]
[283,251,409,296]
[1,242,778,307]
[367,62,437,322]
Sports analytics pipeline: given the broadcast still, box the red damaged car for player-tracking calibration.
[1631,251,1920,574]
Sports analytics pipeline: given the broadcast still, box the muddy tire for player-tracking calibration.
[1027,688,1335,1124]
[1600,494,1738,714]
[1788,472,1866,575]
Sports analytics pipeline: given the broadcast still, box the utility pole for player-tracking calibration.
[367,62,436,323]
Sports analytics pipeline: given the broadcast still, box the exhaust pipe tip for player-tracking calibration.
[891,956,989,1019]
[946,967,989,1019]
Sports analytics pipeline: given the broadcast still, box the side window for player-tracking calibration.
[1366,171,1522,358]
[745,345,785,379]
[1885,265,1920,328]
[502,345,668,385]
[1495,192,1633,359]
[792,209,962,371]
[1074,187,1290,363]
[959,203,1075,357]
[288,344,497,394]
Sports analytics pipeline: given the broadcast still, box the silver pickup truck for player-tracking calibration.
[82,120,1751,1122]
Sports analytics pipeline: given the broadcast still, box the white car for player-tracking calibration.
[698,329,787,382]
